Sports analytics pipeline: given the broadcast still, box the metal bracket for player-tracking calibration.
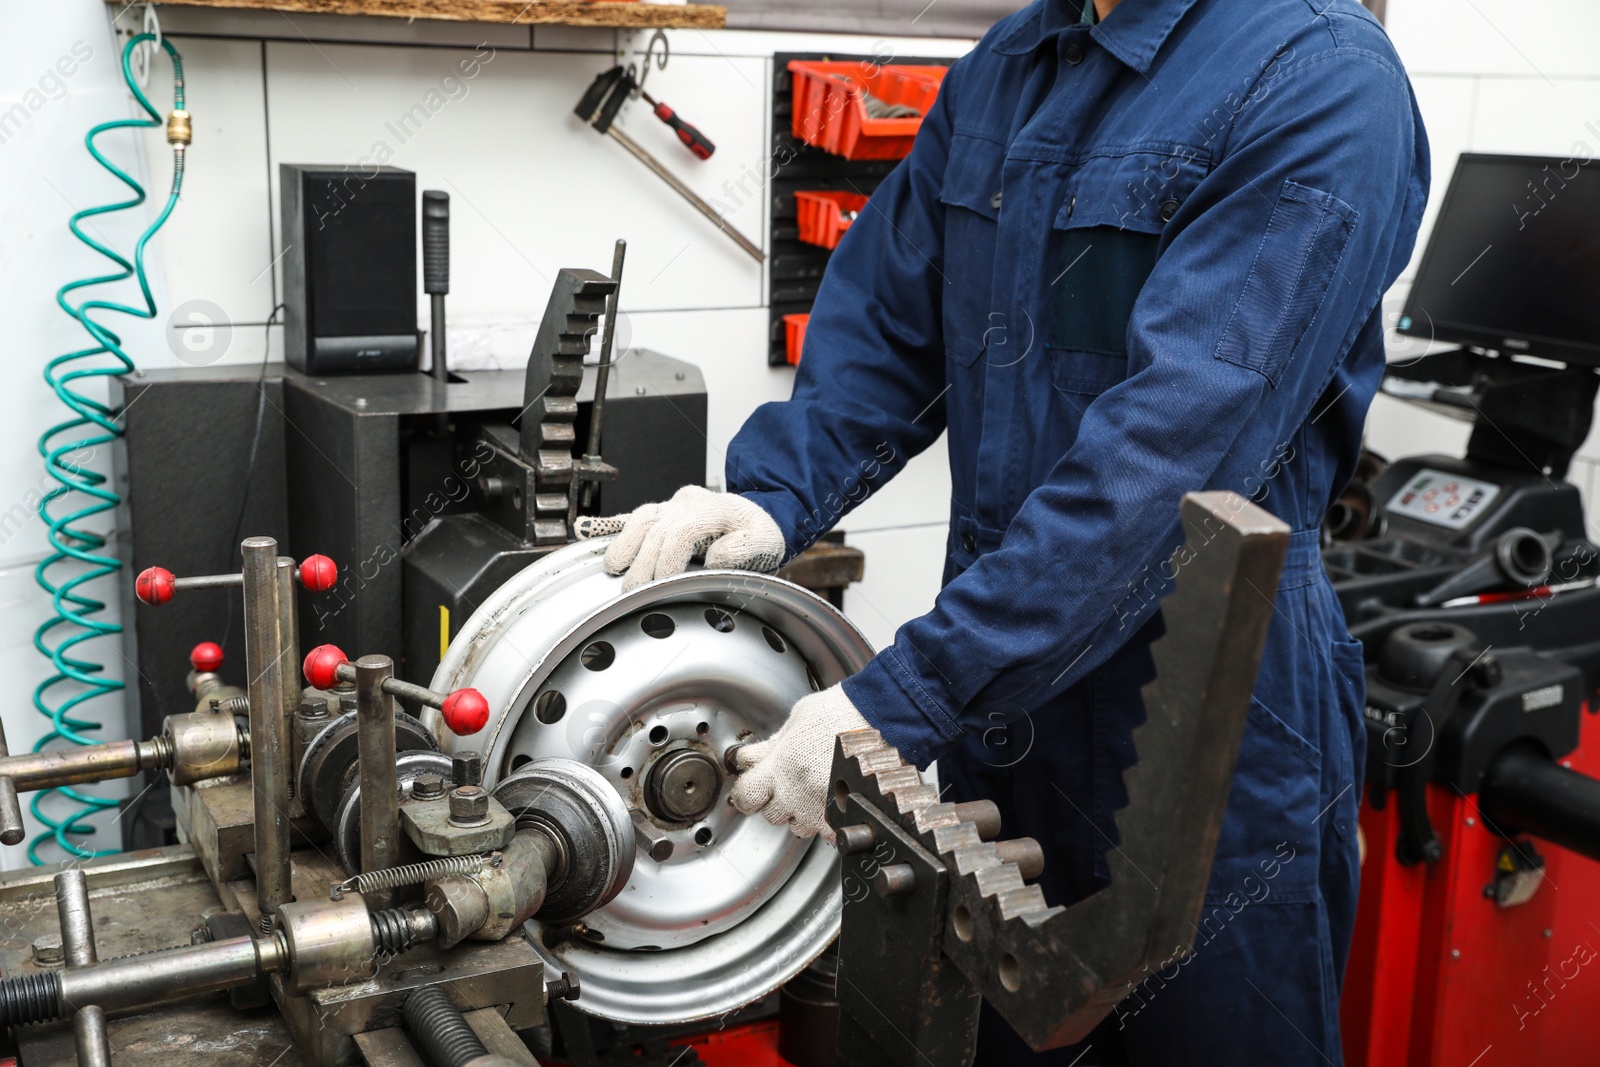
[518,269,617,545]
[833,781,980,1066]
[829,491,1290,1055]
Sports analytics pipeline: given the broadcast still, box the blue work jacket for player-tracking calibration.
[729,1,1427,1059]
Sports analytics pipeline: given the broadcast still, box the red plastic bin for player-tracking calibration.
[782,313,809,366]
[787,60,947,161]
[794,190,868,250]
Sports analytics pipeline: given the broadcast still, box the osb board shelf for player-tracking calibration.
[119,0,726,29]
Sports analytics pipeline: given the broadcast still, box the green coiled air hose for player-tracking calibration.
[31,33,189,863]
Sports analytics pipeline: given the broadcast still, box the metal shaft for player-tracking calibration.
[356,655,402,905]
[55,869,111,1067]
[174,572,245,591]
[0,935,278,1028]
[74,1006,111,1067]
[0,740,162,794]
[606,126,764,262]
[334,661,448,710]
[276,557,301,800]
[58,935,269,1013]
[0,717,27,845]
[242,537,292,927]
[54,869,97,968]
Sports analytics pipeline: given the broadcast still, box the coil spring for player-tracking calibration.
[404,985,490,1067]
[0,971,63,1027]
[31,33,187,864]
[369,907,432,958]
[209,696,249,717]
[334,853,489,899]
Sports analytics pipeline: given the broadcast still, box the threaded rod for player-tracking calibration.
[0,971,63,1026]
[405,985,488,1067]
[371,906,437,958]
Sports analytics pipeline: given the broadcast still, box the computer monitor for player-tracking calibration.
[1398,153,1600,368]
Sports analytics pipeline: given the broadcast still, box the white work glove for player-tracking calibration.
[731,685,871,843]
[574,485,786,593]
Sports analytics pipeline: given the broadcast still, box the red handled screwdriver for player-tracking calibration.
[639,89,715,160]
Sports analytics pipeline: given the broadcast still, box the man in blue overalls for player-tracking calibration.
[587,0,1428,1061]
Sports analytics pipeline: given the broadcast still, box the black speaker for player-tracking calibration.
[280,164,420,374]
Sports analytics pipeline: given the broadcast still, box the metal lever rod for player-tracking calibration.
[605,125,764,262]
[242,537,292,930]
[0,739,166,795]
[55,869,111,1067]
[423,189,451,385]
[135,555,337,606]
[333,660,449,710]
[0,718,26,846]
[356,655,402,906]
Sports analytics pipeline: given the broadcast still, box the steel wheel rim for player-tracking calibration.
[426,539,871,1025]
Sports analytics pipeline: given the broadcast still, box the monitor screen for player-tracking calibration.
[1399,153,1600,367]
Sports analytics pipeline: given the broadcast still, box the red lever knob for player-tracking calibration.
[441,688,490,735]
[136,566,176,606]
[298,554,338,593]
[303,644,347,690]
[190,641,224,674]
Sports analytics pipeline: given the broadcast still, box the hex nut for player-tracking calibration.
[452,751,484,788]
[31,935,63,967]
[413,775,445,800]
[450,785,490,825]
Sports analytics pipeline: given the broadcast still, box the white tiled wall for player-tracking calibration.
[1377,0,1600,534]
[5,0,1597,860]
[1,0,971,857]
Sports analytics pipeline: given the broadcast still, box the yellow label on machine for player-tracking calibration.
[439,605,450,661]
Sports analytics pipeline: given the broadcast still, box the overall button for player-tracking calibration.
[990,189,1003,210]
[1063,42,1084,65]
[1159,199,1180,222]
[962,531,977,553]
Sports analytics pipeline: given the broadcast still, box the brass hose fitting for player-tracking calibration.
[166,109,192,146]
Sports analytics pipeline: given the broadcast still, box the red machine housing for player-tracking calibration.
[1344,704,1600,1065]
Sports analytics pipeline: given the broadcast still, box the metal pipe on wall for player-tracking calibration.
[242,537,292,928]
[356,655,402,905]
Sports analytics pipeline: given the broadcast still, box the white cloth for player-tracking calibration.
[731,684,870,842]
[574,485,786,593]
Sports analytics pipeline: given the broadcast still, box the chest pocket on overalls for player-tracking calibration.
[938,132,1007,369]
[1048,148,1208,396]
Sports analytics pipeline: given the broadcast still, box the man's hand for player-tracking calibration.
[731,685,870,842]
[575,485,786,593]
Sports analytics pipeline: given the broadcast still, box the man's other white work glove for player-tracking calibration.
[731,685,870,843]
[575,485,786,593]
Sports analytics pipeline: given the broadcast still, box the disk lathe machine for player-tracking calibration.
[0,247,1303,1066]
[0,483,1298,1067]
